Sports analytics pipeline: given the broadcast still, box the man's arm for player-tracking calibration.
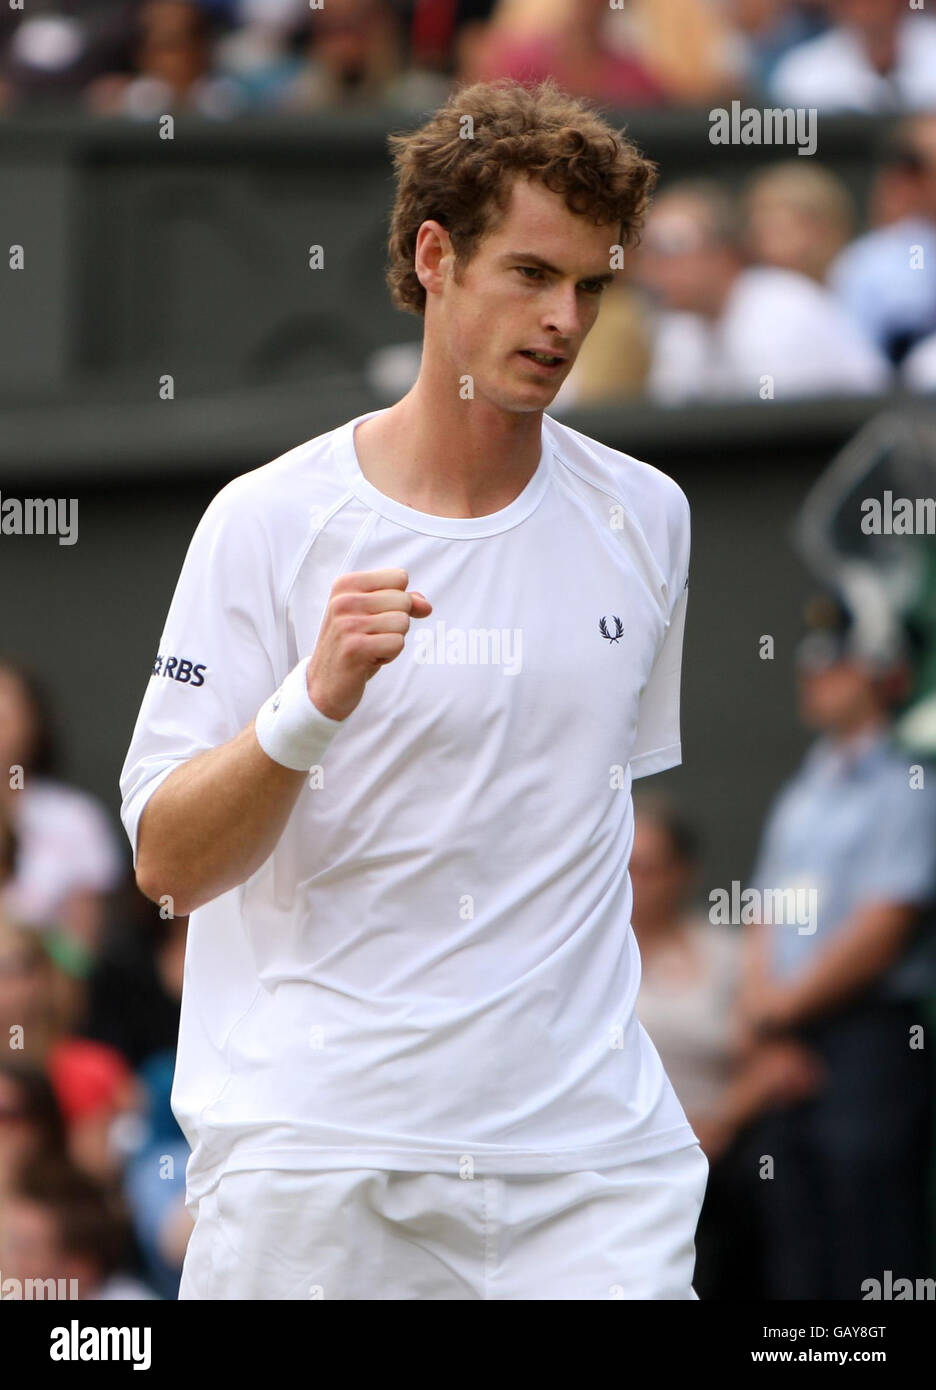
[750,899,920,1033]
[134,568,431,917]
[135,722,307,917]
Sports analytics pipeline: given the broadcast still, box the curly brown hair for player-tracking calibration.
[385,78,658,317]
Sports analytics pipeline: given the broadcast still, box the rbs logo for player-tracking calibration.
[153,654,206,687]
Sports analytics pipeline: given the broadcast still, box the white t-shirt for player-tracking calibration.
[2,778,124,931]
[648,266,891,405]
[119,409,697,1196]
[769,15,936,113]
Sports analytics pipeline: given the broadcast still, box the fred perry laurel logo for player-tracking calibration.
[599,616,624,644]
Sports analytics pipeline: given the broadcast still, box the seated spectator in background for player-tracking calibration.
[554,251,654,408]
[212,0,307,109]
[0,1061,69,1209]
[396,0,497,100]
[631,798,823,1300]
[0,1,140,113]
[124,1050,192,1299]
[46,1039,145,1188]
[0,1159,156,1299]
[740,593,936,1300]
[268,0,411,112]
[770,0,936,112]
[85,0,246,118]
[0,914,146,1180]
[638,179,891,404]
[463,0,666,107]
[0,917,73,1065]
[84,881,185,1071]
[743,161,856,283]
[622,0,747,106]
[0,657,123,955]
[829,115,936,366]
[727,0,829,97]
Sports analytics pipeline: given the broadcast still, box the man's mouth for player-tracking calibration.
[518,349,567,369]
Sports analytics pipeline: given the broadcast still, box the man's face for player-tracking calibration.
[832,0,902,38]
[797,660,877,730]
[638,195,736,316]
[423,176,617,413]
[907,117,936,223]
[0,1198,62,1283]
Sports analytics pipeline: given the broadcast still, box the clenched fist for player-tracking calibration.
[306,568,432,722]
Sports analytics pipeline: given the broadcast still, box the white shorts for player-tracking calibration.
[178,1142,709,1300]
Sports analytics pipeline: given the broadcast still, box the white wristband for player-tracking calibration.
[254,657,345,771]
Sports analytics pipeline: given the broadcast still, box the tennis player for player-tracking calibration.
[119,77,708,1300]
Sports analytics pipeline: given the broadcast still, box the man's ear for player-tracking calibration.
[414,220,453,300]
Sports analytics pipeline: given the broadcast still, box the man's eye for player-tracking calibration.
[581,281,607,295]
[517,266,544,280]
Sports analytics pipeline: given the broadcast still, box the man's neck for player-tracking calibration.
[831,712,889,748]
[352,375,545,519]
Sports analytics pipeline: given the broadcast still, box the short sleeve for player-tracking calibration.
[118,483,282,868]
[629,480,690,780]
[857,774,936,907]
[629,581,688,779]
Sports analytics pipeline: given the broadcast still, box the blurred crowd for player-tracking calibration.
[3,0,936,119]
[557,111,936,405]
[5,2,936,406]
[0,657,188,1298]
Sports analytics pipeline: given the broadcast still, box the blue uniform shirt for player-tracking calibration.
[749,727,936,999]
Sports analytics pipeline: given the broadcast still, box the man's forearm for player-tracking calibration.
[772,900,918,1028]
[135,721,308,916]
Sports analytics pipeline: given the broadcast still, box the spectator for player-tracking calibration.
[123,1050,192,1299]
[829,115,936,364]
[84,883,185,1071]
[0,1159,156,1299]
[631,798,823,1299]
[743,161,856,283]
[46,1039,145,1186]
[637,179,891,403]
[727,0,829,96]
[0,913,145,1184]
[212,0,307,109]
[0,657,123,954]
[405,0,498,88]
[0,1061,69,1207]
[554,275,654,408]
[740,593,936,1299]
[0,2,140,113]
[269,0,409,112]
[0,918,73,1066]
[770,0,936,113]
[84,0,246,118]
[463,0,667,107]
[626,0,748,106]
